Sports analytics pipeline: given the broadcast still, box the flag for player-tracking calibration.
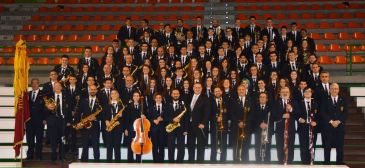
[13,38,30,158]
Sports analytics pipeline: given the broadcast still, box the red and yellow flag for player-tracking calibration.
[13,38,30,158]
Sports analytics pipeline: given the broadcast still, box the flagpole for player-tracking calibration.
[21,96,24,165]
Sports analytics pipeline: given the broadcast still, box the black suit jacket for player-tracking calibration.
[28,90,46,124]
[77,57,99,76]
[77,97,102,130]
[164,100,188,132]
[320,96,348,131]
[261,27,280,41]
[296,99,319,131]
[103,101,126,131]
[187,94,211,128]
[117,25,137,43]
[230,96,254,135]
[273,99,298,133]
[45,91,72,126]
[53,65,75,81]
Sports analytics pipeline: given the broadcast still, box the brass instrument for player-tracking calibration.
[236,105,249,161]
[260,111,270,162]
[165,103,186,133]
[216,26,222,41]
[106,100,126,132]
[254,29,261,44]
[44,97,57,111]
[175,28,185,45]
[197,27,204,41]
[73,103,102,130]
[131,65,138,76]
[216,98,225,154]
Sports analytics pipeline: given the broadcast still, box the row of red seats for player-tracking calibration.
[316,44,365,52]
[45,0,208,4]
[310,32,365,40]
[38,5,204,12]
[319,55,364,64]
[31,14,200,22]
[1,46,107,54]
[14,34,118,43]
[235,3,365,11]
[236,12,365,20]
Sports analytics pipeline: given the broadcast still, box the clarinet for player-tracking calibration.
[308,102,315,165]
[283,100,291,165]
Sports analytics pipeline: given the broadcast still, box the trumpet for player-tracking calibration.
[73,104,102,130]
[165,103,186,133]
[260,111,270,162]
[106,100,126,132]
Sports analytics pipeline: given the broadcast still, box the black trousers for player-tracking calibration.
[275,130,295,164]
[125,130,142,163]
[298,125,318,165]
[187,124,206,163]
[47,117,65,161]
[167,128,185,163]
[211,129,228,162]
[232,129,251,163]
[324,126,345,165]
[151,127,166,163]
[255,130,272,163]
[26,121,44,159]
[105,128,122,162]
[80,126,100,162]
[65,125,77,153]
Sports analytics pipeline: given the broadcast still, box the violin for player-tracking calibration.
[131,96,153,155]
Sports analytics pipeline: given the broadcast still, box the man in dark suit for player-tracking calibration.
[77,84,101,162]
[137,19,154,40]
[97,65,115,86]
[120,75,137,104]
[261,18,279,42]
[42,70,59,95]
[190,16,207,44]
[165,89,187,163]
[321,83,348,165]
[300,29,316,53]
[273,86,297,164]
[53,55,75,81]
[233,19,245,39]
[161,24,177,47]
[296,87,319,165]
[244,16,261,43]
[26,78,46,160]
[281,51,304,78]
[117,17,137,45]
[306,63,322,89]
[133,42,150,66]
[288,22,301,46]
[275,26,289,56]
[77,46,99,76]
[149,93,167,163]
[231,84,253,162]
[267,52,281,75]
[45,82,72,162]
[253,92,273,163]
[186,82,211,163]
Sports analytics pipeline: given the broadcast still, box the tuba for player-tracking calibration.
[165,103,186,133]
[106,100,126,132]
[73,103,102,130]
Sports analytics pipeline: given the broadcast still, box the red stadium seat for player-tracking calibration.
[44,47,57,54]
[53,57,62,64]
[40,35,51,42]
[288,13,299,19]
[74,25,85,31]
[107,34,118,41]
[44,15,53,21]
[0,57,5,65]
[301,13,312,19]
[69,58,79,65]
[334,56,346,64]
[355,12,365,18]
[342,12,353,19]
[79,35,92,42]
[23,25,32,31]
[68,15,78,21]
[94,35,105,42]
[30,47,43,54]
[319,22,331,29]
[329,44,341,52]
[48,25,58,31]
[37,58,50,65]
[352,56,364,63]
[1,47,14,53]
[105,15,115,21]
[54,35,65,42]
[100,25,111,31]
[60,47,73,53]
[55,16,65,21]
[353,32,365,40]
[333,22,345,28]
[7,57,14,65]
[324,33,336,40]
[32,15,41,21]
[12,35,23,42]
[26,35,38,42]
[60,25,72,31]
[318,56,332,64]
[344,45,359,52]
[310,33,321,40]
[80,16,90,21]
[28,58,35,65]
[348,22,360,28]
[328,13,340,19]
[74,47,84,53]
[91,45,101,53]
[339,32,350,40]
[67,34,78,42]
[315,44,327,52]
[33,25,46,31]
[314,13,326,19]
[87,25,97,31]
[304,22,316,29]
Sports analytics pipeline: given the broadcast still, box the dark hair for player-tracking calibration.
[61,54,69,59]
[84,46,92,50]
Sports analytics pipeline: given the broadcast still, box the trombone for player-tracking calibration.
[236,106,249,161]
[216,98,225,154]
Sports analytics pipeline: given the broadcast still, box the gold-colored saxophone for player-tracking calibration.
[165,104,186,133]
[73,104,102,130]
[106,100,125,132]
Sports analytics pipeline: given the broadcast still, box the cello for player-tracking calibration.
[131,96,153,160]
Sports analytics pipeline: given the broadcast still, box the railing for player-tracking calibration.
[345,44,365,76]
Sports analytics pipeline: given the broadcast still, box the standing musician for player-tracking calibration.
[186,82,211,163]
[297,87,318,165]
[76,85,101,162]
[124,91,147,163]
[273,86,297,165]
[165,89,188,163]
[44,82,72,162]
[210,86,229,162]
[54,55,75,82]
[149,93,167,163]
[231,84,253,162]
[254,92,273,163]
[26,78,46,160]
[104,90,126,162]
[321,83,347,165]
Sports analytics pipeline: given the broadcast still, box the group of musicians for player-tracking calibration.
[25,16,347,165]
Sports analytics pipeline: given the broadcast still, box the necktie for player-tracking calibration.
[261,105,264,111]
[307,101,311,123]
[293,31,296,39]
[107,90,110,100]
[258,64,261,70]
[112,103,117,117]
[128,27,131,37]
[157,105,161,115]
[269,28,272,40]
[324,84,329,94]
[71,88,74,95]
[283,100,287,109]
[333,98,337,105]
[291,63,296,70]
[86,58,90,65]
[90,98,94,109]
[82,75,86,84]
[56,95,61,117]
[135,104,138,110]
[174,102,178,111]
[61,68,65,74]
[251,26,254,33]
[190,95,198,110]
[32,91,36,102]
[273,82,276,88]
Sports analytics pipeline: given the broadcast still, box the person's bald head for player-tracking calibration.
[330,83,340,96]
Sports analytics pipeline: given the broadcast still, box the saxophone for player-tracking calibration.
[106,100,126,132]
[165,104,186,133]
[73,103,102,130]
